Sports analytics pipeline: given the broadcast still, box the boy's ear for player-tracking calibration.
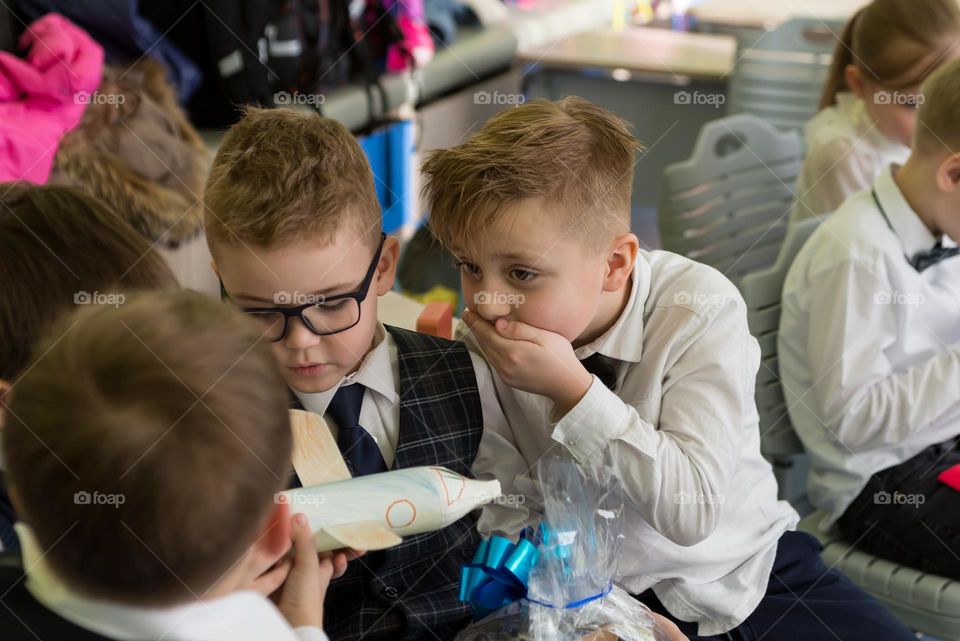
[374,236,401,296]
[935,153,960,192]
[252,499,293,564]
[602,233,639,293]
[844,64,865,98]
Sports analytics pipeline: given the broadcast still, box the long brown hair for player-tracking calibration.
[821,0,960,109]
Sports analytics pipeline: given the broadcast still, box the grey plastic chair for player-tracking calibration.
[728,17,844,132]
[741,220,960,637]
[659,114,803,286]
[799,511,960,638]
[740,217,819,509]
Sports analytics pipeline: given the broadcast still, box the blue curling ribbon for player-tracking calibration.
[526,582,614,610]
[459,534,539,618]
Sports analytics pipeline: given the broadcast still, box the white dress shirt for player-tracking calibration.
[780,164,960,526]
[14,523,328,641]
[791,92,910,222]
[292,323,532,532]
[466,254,798,637]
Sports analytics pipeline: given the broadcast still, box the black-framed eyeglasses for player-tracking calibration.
[220,233,386,342]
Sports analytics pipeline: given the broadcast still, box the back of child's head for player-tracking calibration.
[421,96,642,258]
[914,57,960,157]
[0,184,177,381]
[821,0,960,109]
[2,290,292,606]
[203,107,382,256]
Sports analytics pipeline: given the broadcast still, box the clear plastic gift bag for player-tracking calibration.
[456,458,672,641]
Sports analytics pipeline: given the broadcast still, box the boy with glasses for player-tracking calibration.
[204,108,527,641]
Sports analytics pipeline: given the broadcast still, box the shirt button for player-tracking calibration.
[567,438,577,447]
[383,586,398,599]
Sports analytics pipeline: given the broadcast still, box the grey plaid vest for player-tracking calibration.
[291,325,483,641]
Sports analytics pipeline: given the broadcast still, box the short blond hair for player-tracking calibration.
[915,57,960,155]
[204,107,381,253]
[421,97,642,256]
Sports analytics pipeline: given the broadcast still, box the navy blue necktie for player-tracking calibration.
[911,242,960,273]
[327,383,387,476]
[580,353,618,391]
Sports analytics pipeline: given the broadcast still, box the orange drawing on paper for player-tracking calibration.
[433,467,465,506]
[386,499,417,528]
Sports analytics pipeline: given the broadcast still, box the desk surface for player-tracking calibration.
[517,27,736,81]
[689,0,867,30]
[504,0,613,50]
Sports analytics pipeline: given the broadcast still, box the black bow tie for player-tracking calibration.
[580,352,618,391]
[911,242,960,273]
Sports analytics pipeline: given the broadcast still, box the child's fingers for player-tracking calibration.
[461,309,481,328]
[249,529,294,579]
[494,318,541,344]
[277,514,324,629]
[462,310,500,342]
[331,551,349,578]
[651,613,688,641]
[315,550,346,578]
[463,315,510,355]
[249,558,292,596]
[291,513,320,571]
[317,554,337,582]
[342,548,366,561]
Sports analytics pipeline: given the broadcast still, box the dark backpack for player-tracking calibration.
[147,0,405,125]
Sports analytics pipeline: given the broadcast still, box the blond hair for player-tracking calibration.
[915,57,960,155]
[821,0,960,109]
[204,107,381,253]
[421,97,642,257]
[3,291,291,606]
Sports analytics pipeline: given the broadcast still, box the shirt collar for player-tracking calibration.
[873,164,941,258]
[292,323,398,416]
[573,257,648,364]
[14,523,304,641]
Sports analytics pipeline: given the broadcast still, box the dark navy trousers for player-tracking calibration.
[634,530,915,641]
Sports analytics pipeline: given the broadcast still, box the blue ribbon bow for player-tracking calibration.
[459,533,539,618]
[460,526,616,619]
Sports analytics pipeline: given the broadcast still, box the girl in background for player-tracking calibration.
[791,0,960,222]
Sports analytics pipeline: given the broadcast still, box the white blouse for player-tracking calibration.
[791,92,910,222]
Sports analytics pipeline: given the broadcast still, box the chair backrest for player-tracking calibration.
[727,17,843,132]
[739,217,821,459]
[658,113,804,286]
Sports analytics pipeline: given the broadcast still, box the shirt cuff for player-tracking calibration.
[294,626,331,641]
[550,376,631,461]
